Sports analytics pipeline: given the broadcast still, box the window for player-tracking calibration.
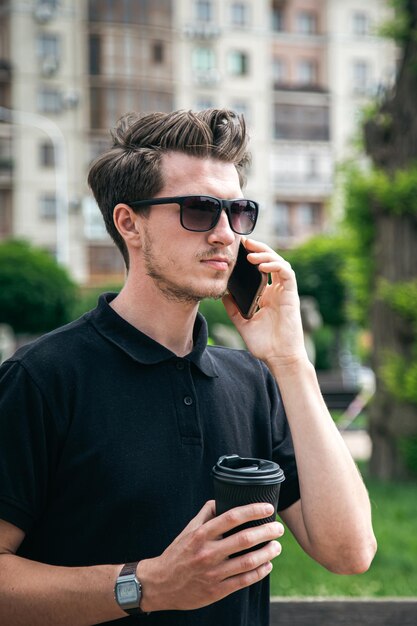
[272,2,285,32]
[88,0,168,26]
[296,11,317,35]
[353,60,370,94]
[274,202,291,237]
[192,47,215,71]
[298,202,320,227]
[195,0,212,22]
[273,58,287,84]
[89,34,101,75]
[36,33,60,59]
[297,59,318,86]
[90,86,173,130]
[0,136,12,166]
[353,11,369,36]
[0,82,11,108]
[230,2,249,27]
[39,193,57,219]
[39,141,55,167]
[37,87,62,113]
[0,190,12,236]
[36,0,59,8]
[307,154,318,179]
[152,41,164,64]
[83,196,108,240]
[227,50,249,76]
[274,104,329,141]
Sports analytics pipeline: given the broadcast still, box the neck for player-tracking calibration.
[110,274,200,357]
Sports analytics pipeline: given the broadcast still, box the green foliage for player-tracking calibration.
[282,235,348,328]
[312,325,336,371]
[199,297,233,330]
[343,163,417,472]
[399,436,417,476]
[72,283,123,319]
[271,475,417,596]
[378,0,412,44]
[380,348,417,405]
[0,239,77,334]
[378,278,417,326]
[377,280,417,407]
[343,165,417,324]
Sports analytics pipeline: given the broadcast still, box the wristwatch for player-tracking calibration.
[114,561,145,615]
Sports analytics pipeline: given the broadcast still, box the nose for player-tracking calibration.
[207,208,236,247]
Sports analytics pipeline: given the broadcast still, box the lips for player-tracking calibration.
[201,257,231,271]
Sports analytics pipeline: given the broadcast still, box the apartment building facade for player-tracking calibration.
[0,0,396,284]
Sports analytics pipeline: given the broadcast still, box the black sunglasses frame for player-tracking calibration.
[129,195,259,235]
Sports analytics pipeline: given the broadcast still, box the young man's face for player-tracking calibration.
[135,152,243,304]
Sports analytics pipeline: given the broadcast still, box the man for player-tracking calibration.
[0,109,376,625]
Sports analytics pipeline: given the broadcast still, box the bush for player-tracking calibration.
[71,283,123,320]
[0,239,77,334]
[282,235,349,328]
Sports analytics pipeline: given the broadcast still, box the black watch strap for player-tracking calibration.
[120,561,138,578]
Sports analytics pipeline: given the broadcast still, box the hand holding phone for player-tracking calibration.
[227,242,268,319]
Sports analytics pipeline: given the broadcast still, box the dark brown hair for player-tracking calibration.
[87,109,251,268]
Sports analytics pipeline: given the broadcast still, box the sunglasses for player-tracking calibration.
[129,195,259,235]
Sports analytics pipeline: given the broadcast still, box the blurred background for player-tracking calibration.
[1,0,417,601]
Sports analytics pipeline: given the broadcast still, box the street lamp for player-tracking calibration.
[0,105,70,267]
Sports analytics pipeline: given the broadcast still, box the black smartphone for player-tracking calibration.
[227,242,268,319]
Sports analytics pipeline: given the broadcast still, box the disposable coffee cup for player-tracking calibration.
[212,454,285,556]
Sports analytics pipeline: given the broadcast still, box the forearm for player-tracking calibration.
[269,357,377,573]
[0,554,124,626]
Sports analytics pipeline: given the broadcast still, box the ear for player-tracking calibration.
[113,203,142,250]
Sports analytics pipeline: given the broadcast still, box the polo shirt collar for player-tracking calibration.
[87,293,218,378]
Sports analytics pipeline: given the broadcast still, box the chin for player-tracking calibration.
[195,281,228,301]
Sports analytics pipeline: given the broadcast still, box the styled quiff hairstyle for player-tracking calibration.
[87,108,251,268]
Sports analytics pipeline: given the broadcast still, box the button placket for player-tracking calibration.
[171,359,201,444]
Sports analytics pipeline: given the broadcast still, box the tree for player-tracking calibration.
[0,240,77,335]
[347,0,417,478]
[283,235,350,370]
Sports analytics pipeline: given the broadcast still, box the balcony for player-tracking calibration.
[183,23,221,39]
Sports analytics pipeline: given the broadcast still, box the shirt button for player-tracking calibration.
[183,396,193,406]
[176,361,185,370]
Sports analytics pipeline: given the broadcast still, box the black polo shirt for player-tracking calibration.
[0,293,299,626]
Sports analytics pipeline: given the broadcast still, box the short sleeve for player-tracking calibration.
[0,360,54,532]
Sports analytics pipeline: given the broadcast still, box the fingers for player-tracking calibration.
[243,238,296,286]
[207,503,278,537]
[222,538,282,578]
[220,521,284,559]
[145,502,285,611]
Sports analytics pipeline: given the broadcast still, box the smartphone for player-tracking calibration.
[227,242,268,319]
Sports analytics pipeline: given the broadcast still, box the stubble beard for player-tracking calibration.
[142,231,229,304]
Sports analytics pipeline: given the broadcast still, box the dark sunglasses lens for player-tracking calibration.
[229,200,258,234]
[181,196,220,231]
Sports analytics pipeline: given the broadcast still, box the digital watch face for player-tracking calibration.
[227,243,267,319]
[117,581,139,603]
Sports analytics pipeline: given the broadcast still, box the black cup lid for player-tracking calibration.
[212,454,285,485]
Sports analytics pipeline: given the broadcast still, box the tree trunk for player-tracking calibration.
[363,0,417,479]
[368,214,417,478]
